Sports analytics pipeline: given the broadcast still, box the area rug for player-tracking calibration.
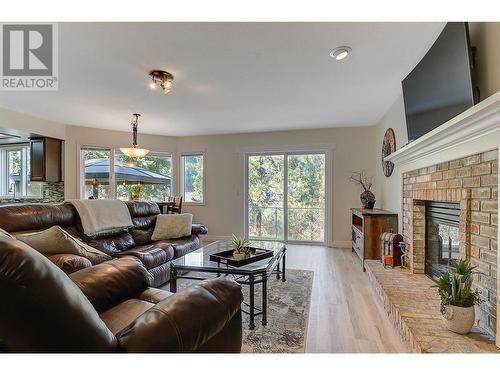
[172,269,314,353]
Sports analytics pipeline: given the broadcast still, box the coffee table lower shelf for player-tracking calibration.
[169,249,286,330]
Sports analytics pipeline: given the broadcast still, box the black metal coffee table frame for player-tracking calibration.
[170,246,286,330]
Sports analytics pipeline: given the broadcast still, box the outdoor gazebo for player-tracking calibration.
[84,159,170,199]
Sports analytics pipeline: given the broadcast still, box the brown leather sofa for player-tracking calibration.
[0,201,208,287]
[0,237,243,352]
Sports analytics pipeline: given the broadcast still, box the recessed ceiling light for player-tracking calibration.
[330,46,351,61]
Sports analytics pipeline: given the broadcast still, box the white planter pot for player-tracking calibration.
[442,305,475,334]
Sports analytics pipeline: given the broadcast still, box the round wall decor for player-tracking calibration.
[381,128,396,177]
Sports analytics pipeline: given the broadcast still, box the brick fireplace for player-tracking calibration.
[402,149,498,335]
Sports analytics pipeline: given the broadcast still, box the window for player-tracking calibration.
[0,144,42,197]
[181,154,204,204]
[81,147,112,199]
[80,146,172,201]
[115,151,172,201]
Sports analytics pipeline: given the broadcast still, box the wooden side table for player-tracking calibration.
[350,208,398,271]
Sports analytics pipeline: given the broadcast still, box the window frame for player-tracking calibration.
[114,149,173,201]
[179,152,206,206]
[0,143,36,198]
[79,145,173,201]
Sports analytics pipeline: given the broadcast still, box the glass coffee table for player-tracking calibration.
[170,240,286,329]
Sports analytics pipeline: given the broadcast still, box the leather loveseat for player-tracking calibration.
[0,237,243,352]
[0,201,208,287]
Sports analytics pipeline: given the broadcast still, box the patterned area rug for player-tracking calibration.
[172,269,314,353]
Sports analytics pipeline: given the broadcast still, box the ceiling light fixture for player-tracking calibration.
[120,113,150,158]
[149,70,174,94]
[330,46,351,61]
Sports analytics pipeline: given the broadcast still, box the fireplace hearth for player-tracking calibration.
[425,201,460,279]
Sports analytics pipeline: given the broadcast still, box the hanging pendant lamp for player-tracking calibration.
[120,113,150,157]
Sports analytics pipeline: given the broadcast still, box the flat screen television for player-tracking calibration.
[402,22,477,143]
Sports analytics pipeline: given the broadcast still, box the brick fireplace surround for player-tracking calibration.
[402,149,499,335]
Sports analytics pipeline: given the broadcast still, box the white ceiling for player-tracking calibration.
[0,22,445,136]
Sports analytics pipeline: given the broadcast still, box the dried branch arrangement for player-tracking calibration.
[349,171,373,191]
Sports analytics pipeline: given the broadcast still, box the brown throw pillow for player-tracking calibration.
[17,225,112,265]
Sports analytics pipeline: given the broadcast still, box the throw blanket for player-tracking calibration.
[65,199,133,236]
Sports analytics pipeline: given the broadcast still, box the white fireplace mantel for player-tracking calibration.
[385,91,500,165]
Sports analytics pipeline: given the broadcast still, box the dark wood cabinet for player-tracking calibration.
[30,137,62,183]
[351,208,398,271]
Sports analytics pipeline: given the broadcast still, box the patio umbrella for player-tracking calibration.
[84,159,170,185]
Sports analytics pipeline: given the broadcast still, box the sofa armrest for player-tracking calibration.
[70,256,152,313]
[191,224,208,237]
[46,254,92,274]
[116,278,243,352]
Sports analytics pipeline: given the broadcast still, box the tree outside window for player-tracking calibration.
[181,154,204,203]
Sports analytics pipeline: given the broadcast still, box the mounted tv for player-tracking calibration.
[402,22,478,143]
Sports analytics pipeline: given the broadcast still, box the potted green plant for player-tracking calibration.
[130,184,143,200]
[432,259,482,334]
[231,234,250,261]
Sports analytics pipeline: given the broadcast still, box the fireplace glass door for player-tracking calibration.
[425,201,460,279]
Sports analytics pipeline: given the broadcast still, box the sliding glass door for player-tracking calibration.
[247,154,285,240]
[287,153,326,242]
[246,152,326,244]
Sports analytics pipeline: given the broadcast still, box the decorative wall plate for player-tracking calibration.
[382,128,396,177]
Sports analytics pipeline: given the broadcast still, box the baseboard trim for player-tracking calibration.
[330,241,351,249]
[203,235,231,243]
[204,236,351,249]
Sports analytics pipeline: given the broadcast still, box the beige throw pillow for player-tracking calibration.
[151,214,193,241]
[17,225,111,265]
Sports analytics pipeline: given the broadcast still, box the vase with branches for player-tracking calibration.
[349,171,375,209]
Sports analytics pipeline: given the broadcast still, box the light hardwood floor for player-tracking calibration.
[285,244,408,353]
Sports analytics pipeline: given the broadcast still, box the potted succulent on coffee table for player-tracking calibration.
[231,234,251,261]
[432,259,482,334]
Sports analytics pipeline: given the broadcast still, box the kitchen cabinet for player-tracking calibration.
[30,137,62,183]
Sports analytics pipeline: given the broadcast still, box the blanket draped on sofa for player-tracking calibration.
[65,199,133,236]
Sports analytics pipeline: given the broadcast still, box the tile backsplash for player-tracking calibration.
[0,182,64,204]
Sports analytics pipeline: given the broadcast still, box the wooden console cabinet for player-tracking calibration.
[351,208,398,271]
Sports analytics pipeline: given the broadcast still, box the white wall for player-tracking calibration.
[0,106,66,140]
[177,126,376,247]
[373,97,407,215]
[469,22,500,99]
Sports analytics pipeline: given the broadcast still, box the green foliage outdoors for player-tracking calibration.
[432,259,482,315]
[183,155,203,202]
[247,154,325,241]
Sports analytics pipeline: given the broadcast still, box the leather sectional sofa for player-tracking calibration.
[0,237,243,352]
[0,201,207,286]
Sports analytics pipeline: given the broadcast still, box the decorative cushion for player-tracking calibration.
[17,225,112,265]
[151,214,193,241]
[47,254,93,274]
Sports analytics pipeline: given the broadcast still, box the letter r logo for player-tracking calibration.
[2,24,53,76]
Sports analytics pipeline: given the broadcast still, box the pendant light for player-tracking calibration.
[120,113,150,158]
